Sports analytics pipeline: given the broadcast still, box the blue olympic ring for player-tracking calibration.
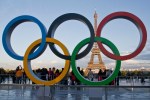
[2,15,47,60]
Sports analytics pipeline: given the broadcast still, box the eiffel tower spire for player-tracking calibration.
[94,11,98,36]
[84,11,106,76]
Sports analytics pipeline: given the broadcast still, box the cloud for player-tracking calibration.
[37,61,42,64]
[50,60,58,64]
[134,41,150,60]
[123,59,139,64]
[135,53,150,60]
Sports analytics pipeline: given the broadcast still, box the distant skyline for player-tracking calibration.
[0,0,150,70]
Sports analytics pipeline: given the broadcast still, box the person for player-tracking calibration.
[126,70,130,82]
[98,69,103,81]
[106,69,112,78]
[80,68,84,77]
[51,67,56,80]
[115,71,121,86]
[76,67,81,85]
[22,70,27,84]
[70,71,76,85]
[48,68,52,80]
[15,65,23,84]
[36,68,41,79]
[60,68,68,85]
[87,69,94,81]
[101,68,106,80]
[55,69,60,78]
[106,69,114,85]
[11,70,16,83]
[0,68,6,83]
[140,71,145,83]
[41,68,48,80]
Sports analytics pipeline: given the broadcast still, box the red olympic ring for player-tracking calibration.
[96,12,147,60]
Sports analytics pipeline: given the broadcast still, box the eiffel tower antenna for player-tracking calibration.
[94,11,98,36]
[84,11,106,76]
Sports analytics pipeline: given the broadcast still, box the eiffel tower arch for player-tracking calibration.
[85,12,106,76]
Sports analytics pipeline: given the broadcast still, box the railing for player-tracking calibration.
[0,74,150,86]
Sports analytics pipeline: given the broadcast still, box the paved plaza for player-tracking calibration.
[0,79,150,100]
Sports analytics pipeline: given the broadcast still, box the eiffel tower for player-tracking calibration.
[85,12,106,76]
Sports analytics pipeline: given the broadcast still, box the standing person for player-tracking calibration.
[106,69,111,78]
[115,71,121,86]
[76,67,81,85]
[101,68,106,80]
[48,68,52,80]
[88,69,94,81]
[45,68,49,81]
[80,68,84,77]
[70,71,76,85]
[140,70,145,83]
[22,70,27,84]
[41,68,48,80]
[106,69,113,85]
[126,70,130,82]
[11,70,16,83]
[60,68,68,85]
[98,69,103,81]
[55,69,60,78]
[41,68,45,80]
[52,67,56,80]
[36,68,41,79]
[0,68,6,83]
[16,65,23,84]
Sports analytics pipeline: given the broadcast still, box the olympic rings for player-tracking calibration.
[47,13,95,60]
[2,12,147,86]
[23,38,70,86]
[96,12,147,60]
[2,15,47,60]
[71,37,121,85]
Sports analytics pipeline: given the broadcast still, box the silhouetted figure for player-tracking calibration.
[76,67,81,85]
[41,68,48,80]
[140,71,145,83]
[23,71,27,84]
[101,69,106,80]
[87,69,94,81]
[60,68,68,85]
[98,69,103,81]
[11,71,16,83]
[70,71,76,85]
[55,69,60,78]
[48,68,52,80]
[115,71,121,86]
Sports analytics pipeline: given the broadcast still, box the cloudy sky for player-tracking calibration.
[0,0,150,70]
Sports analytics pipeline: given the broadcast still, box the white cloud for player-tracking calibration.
[123,59,139,64]
[37,61,42,64]
[50,60,58,64]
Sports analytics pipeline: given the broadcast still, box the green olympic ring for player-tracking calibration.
[71,37,121,85]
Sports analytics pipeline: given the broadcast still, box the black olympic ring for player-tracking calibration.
[47,13,95,60]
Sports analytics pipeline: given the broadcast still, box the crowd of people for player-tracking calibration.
[125,70,146,83]
[87,68,121,85]
[0,68,6,83]
[0,66,148,85]
[0,65,84,85]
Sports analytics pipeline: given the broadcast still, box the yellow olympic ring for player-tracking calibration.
[23,38,70,86]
